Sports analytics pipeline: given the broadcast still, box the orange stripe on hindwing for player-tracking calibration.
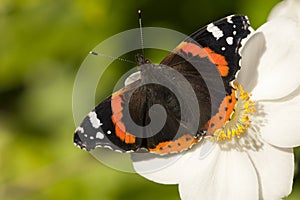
[149,134,197,154]
[205,90,237,135]
[176,42,229,77]
[111,92,136,144]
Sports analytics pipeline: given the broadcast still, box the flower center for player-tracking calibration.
[210,82,256,141]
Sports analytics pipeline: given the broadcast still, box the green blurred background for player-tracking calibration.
[0,0,299,199]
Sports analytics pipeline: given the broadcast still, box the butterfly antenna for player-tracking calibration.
[138,9,145,56]
[89,51,136,64]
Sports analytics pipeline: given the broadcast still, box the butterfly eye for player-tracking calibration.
[145,59,151,64]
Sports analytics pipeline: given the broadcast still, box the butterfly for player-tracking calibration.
[73,15,251,155]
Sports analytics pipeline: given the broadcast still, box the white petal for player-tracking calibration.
[238,32,266,92]
[240,18,300,100]
[179,146,259,200]
[248,141,294,199]
[132,152,183,184]
[268,0,300,21]
[253,90,300,147]
[132,141,217,184]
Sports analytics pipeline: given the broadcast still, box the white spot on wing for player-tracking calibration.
[221,47,226,51]
[90,136,94,140]
[104,145,113,150]
[227,16,233,23]
[88,111,103,128]
[95,144,103,148]
[107,130,111,134]
[233,31,237,35]
[207,23,224,40]
[226,37,233,45]
[96,132,104,139]
[74,143,81,148]
[76,127,84,133]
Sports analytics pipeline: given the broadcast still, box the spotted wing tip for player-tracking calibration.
[73,131,129,153]
[73,131,93,151]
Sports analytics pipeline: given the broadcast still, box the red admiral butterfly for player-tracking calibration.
[74,15,251,155]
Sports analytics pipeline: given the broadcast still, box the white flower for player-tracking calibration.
[131,0,300,199]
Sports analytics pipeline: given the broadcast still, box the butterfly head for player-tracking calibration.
[136,53,151,66]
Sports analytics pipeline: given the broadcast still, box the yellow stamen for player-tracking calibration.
[212,82,256,141]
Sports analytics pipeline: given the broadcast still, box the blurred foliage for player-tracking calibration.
[0,0,299,199]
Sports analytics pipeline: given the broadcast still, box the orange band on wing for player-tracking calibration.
[111,92,136,144]
[176,42,229,77]
[205,90,237,135]
[149,134,197,154]
[217,65,230,77]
